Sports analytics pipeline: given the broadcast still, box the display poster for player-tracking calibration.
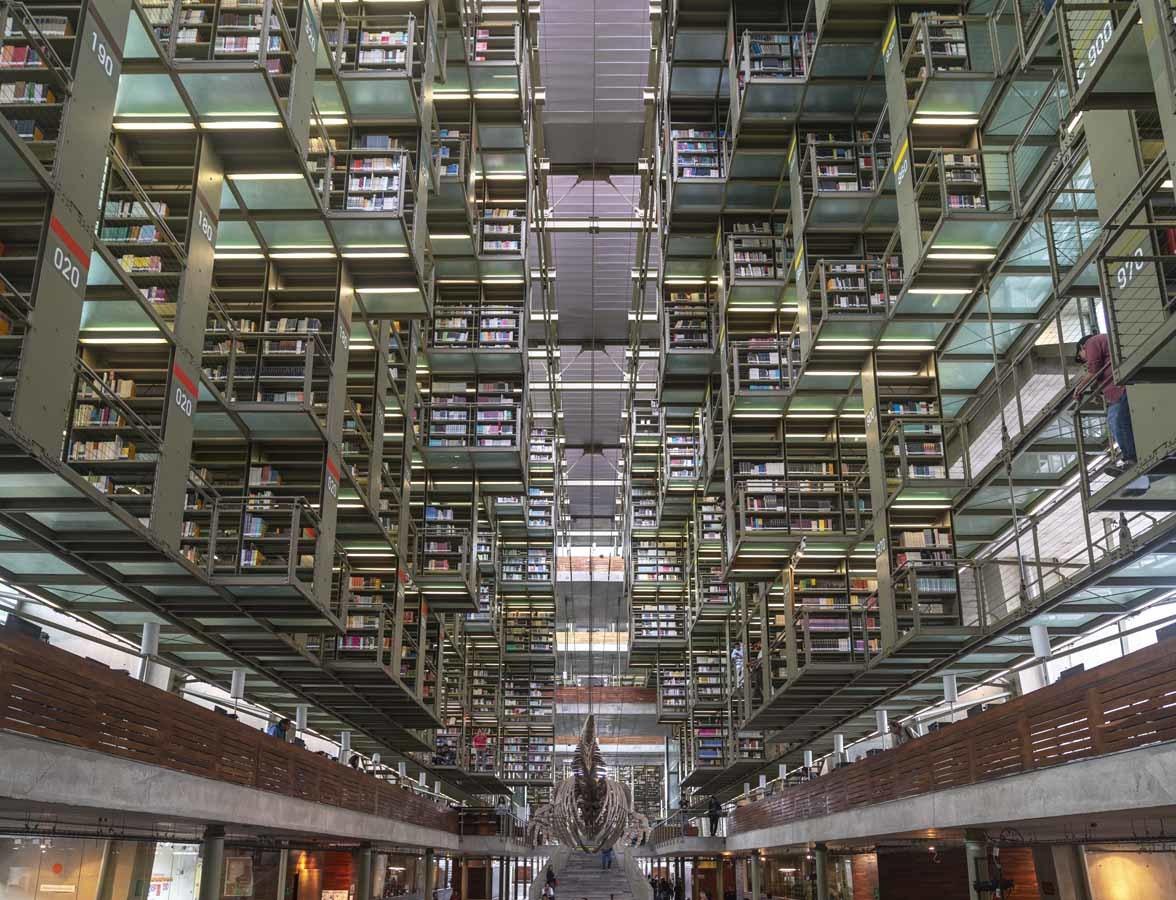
[223,858,254,897]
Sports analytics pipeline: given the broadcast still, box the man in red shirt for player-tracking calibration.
[1074,333,1136,468]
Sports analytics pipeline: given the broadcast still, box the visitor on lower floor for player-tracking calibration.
[1075,333,1137,468]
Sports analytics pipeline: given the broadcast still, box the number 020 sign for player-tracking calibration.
[172,362,197,418]
[46,216,90,299]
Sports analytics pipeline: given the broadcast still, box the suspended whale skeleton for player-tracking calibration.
[529,715,650,852]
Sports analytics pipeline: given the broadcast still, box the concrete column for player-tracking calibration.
[832,735,845,767]
[875,709,890,749]
[943,673,958,705]
[295,704,308,736]
[230,669,246,701]
[748,855,761,900]
[964,834,988,900]
[1030,623,1052,688]
[424,849,436,900]
[136,622,159,682]
[274,849,289,900]
[355,845,373,900]
[340,731,352,763]
[715,857,724,900]
[197,826,225,900]
[814,845,828,900]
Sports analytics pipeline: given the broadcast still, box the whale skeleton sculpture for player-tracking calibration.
[529,715,650,852]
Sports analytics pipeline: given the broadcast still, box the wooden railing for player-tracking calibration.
[729,637,1176,835]
[0,633,457,834]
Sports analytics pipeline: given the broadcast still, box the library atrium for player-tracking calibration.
[0,0,1175,896]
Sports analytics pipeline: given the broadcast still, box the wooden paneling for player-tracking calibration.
[555,687,656,704]
[877,848,969,900]
[850,853,877,900]
[0,634,458,834]
[730,639,1176,835]
[990,847,1040,899]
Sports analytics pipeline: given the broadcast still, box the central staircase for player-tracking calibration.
[550,849,639,900]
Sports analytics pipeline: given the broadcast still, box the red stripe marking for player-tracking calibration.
[326,457,340,480]
[50,216,89,272]
[171,361,196,395]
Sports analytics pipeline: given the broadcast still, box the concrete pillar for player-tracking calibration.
[943,673,958,704]
[715,856,724,900]
[295,704,308,735]
[136,622,159,682]
[356,845,373,900]
[802,750,813,774]
[964,834,988,900]
[832,734,845,766]
[814,845,828,900]
[875,709,890,749]
[748,855,761,900]
[274,849,289,900]
[230,669,246,700]
[1030,623,1052,688]
[197,826,225,900]
[340,731,352,763]
[424,849,436,900]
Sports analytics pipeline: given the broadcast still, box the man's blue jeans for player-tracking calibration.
[1108,395,1137,463]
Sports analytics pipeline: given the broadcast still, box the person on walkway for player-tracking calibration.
[473,728,490,770]
[1075,333,1137,469]
[265,717,290,740]
[546,865,557,889]
[348,753,362,771]
[495,795,511,835]
[731,641,744,687]
[706,796,722,837]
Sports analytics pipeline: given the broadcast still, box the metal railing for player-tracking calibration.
[726,336,796,394]
[914,147,1019,219]
[209,496,323,581]
[736,26,814,83]
[725,234,791,283]
[733,478,868,538]
[237,330,333,407]
[428,301,524,353]
[807,258,901,327]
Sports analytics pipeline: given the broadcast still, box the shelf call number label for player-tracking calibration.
[172,362,197,418]
[47,216,90,301]
[194,198,217,252]
[325,456,341,499]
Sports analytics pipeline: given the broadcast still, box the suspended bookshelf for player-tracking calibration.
[670,127,723,179]
[657,663,688,720]
[742,30,813,78]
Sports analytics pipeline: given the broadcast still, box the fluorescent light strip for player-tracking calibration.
[113,121,195,131]
[227,172,302,181]
[202,120,284,130]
